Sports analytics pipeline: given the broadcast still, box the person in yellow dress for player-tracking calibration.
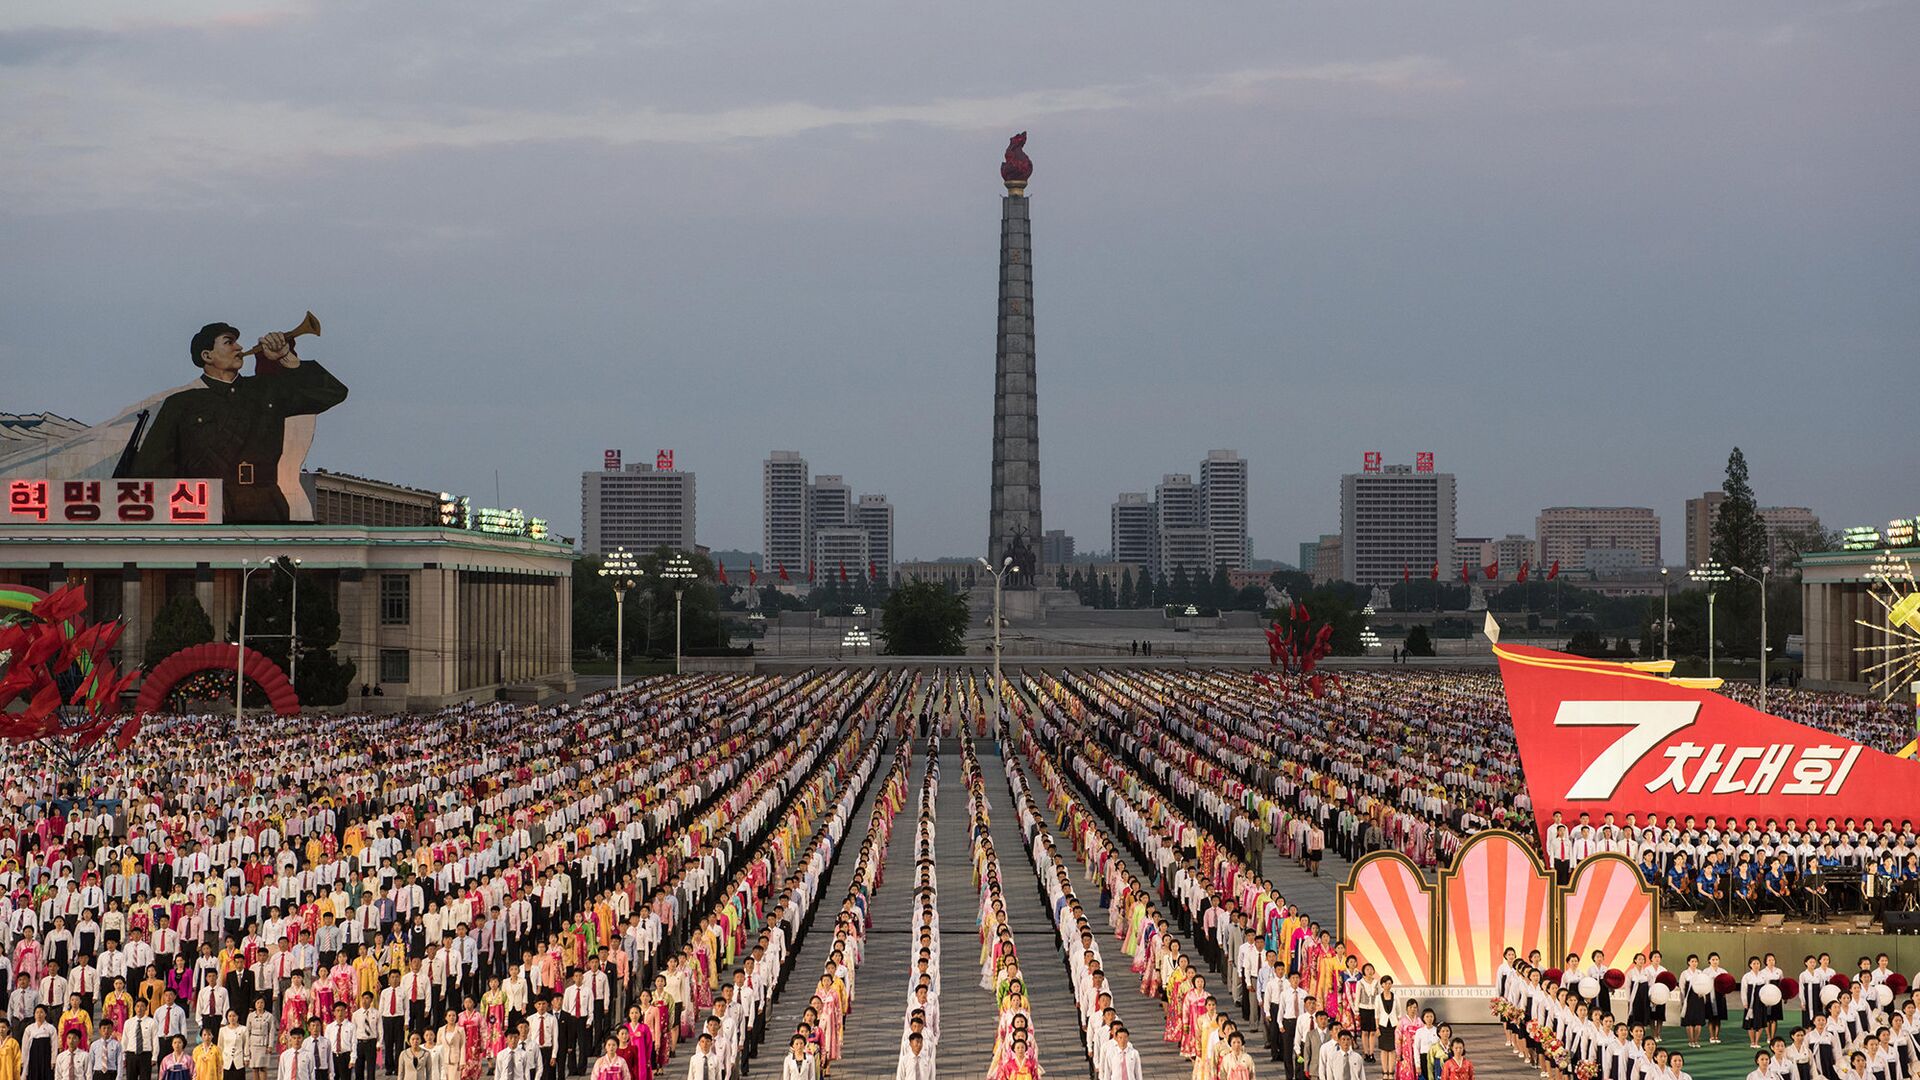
[192,1029,223,1080]
[0,1022,22,1080]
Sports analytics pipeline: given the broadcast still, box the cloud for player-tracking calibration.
[1,55,1455,212]
[0,0,306,32]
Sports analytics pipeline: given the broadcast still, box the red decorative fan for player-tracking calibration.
[1656,971,1678,989]
[1885,974,1907,995]
[1604,969,1626,990]
[1714,973,1738,996]
[1780,977,1800,999]
[1831,973,1851,992]
[1544,967,1563,986]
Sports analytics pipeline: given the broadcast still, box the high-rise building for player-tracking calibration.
[1536,506,1661,574]
[1684,491,1725,569]
[812,527,871,584]
[1312,534,1343,586]
[1200,449,1249,573]
[1453,537,1492,577]
[1040,529,1075,568]
[855,494,894,579]
[763,451,809,577]
[581,455,696,557]
[1759,507,1821,569]
[1298,541,1318,575]
[1154,474,1204,580]
[1112,494,1156,572]
[808,475,851,534]
[1685,492,1820,570]
[1340,464,1456,586]
[1493,534,1537,576]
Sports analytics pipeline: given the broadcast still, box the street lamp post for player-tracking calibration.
[1659,567,1671,661]
[275,556,303,689]
[978,555,1015,739]
[236,556,289,724]
[598,547,642,691]
[1689,562,1729,678]
[1729,563,1772,713]
[660,553,699,676]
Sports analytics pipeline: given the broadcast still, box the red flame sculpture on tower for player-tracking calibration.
[1001,132,1033,189]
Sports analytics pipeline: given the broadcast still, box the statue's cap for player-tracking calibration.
[190,322,239,366]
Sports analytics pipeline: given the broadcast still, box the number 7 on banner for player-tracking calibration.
[1554,701,1700,800]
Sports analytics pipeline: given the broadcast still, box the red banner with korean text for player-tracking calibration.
[1497,641,1920,846]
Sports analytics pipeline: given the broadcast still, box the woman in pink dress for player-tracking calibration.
[278,977,310,1037]
[1180,979,1212,1059]
[614,1029,648,1080]
[589,1039,627,1080]
[457,1001,483,1080]
[815,975,844,1062]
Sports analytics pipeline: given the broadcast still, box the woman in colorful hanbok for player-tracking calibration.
[614,1025,648,1080]
[590,1039,627,1080]
[456,1001,483,1080]
[278,978,310,1038]
[637,993,668,1068]
[987,1035,1039,1080]
[1394,1000,1423,1080]
[1180,979,1212,1059]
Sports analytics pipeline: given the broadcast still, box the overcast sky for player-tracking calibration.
[5,0,1916,562]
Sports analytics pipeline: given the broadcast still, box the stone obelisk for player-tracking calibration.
[988,133,1041,586]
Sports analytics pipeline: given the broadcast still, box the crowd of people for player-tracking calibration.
[1496,949,1920,1080]
[0,658,1908,1080]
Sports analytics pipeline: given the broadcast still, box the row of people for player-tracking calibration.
[957,733,1042,1080]
[889,740,940,1080]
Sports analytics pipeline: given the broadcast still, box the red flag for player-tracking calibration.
[749,563,758,587]
[838,560,847,584]
[1484,561,1499,580]
[1517,561,1530,583]
[1460,563,1471,583]
[715,562,728,585]
[1547,560,1560,580]
[1402,565,1410,584]
[777,562,790,582]
[868,560,878,582]
[1429,562,1439,581]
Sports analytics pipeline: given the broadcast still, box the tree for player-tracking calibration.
[878,581,969,655]
[1056,567,1070,590]
[1169,566,1191,606]
[1118,568,1135,609]
[633,547,730,655]
[1710,447,1771,654]
[1209,567,1233,609]
[225,571,356,705]
[1404,624,1436,657]
[144,594,214,669]
[1099,574,1116,610]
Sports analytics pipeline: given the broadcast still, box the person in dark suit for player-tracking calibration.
[130,322,347,523]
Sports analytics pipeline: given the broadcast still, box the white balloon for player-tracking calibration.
[1822,984,1842,1004]
[1649,985,1671,1006]
[1691,972,1715,994]
[1759,984,1782,1007]
[1580,977,1601,1000]
[1873,985,1893,1007]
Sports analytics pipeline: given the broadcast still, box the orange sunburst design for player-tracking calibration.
[1338,851,1434,985]
[1439,830,1553,985]
[1559,855,1657,968]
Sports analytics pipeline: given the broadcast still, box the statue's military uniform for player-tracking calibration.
[130,361,348,523]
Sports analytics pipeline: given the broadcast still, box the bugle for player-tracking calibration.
[240,311,322,357]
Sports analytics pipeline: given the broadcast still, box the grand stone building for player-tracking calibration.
[1801,545,1910,693]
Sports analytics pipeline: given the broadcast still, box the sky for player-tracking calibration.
[4,0,1917,563]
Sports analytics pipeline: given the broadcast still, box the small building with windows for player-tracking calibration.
[0,466,574,710]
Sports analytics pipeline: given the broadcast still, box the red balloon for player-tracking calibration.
[1715,973,1738,996]
[1831,973,1852,992]
[1605,969,1626,989]
[1656,971,1678,989]
[1781,977,1801,999]
[1888,974,1909,995]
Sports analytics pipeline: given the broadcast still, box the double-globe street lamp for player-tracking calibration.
[978,555,1017,739]
[598,547,643,691]
[660,552,699,675]
[237,554,298,722]
[1728,562,1773,713]
[1688,562,1730,678]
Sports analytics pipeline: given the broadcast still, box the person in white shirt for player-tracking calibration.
[491,1032,533,1080]
[56,1030,92,1080]
[778,1036,814,1080]
[682,1033,721,1080]
[893,1031,933,1080]
[1100,1026,1143,1080]
[220,1011,250,1080]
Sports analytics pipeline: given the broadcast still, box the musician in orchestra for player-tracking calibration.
[129,321,347,524]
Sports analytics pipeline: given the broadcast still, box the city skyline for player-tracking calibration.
[4,2,1912,562]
